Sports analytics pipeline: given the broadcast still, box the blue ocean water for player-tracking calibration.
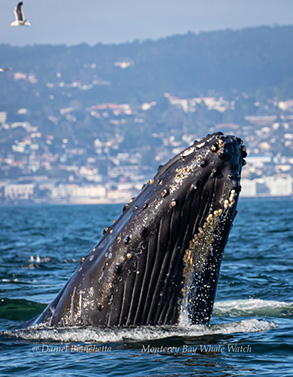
[0,199,292,376]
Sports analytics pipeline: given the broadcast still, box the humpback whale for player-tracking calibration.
[18,132,246,329]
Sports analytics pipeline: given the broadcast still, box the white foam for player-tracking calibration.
[4,319,277,343]
[213,299,293,317]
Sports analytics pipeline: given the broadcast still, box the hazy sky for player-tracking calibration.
[1,0,293,46]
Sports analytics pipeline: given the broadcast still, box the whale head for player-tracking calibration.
[18,132,246,329]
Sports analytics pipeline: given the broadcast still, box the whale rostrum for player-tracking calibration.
[18,132,246,328]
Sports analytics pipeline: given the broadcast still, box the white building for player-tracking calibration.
[0,112,7,125]
[4,184,35,200]
[265,176,292,197]
[51,184,106,202]
[241,176,292,197]
[241,179,257,197]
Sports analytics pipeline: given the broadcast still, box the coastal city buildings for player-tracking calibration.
[0,91,292,204]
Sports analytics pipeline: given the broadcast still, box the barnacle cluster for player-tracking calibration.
[181,208,223,311]
[175,165,192,182]
[183,209,221,276]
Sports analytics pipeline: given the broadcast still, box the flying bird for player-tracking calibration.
[10,2,31,27]
[0,68,12,72]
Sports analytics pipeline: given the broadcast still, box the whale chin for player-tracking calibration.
[17,132,246,329]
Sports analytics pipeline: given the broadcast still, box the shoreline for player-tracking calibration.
[0,195,292,207]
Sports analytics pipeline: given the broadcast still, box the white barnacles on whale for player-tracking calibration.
[175,165,192,182]
[161,189,168,197]
[206,214,213,223]
[217,149,225,158]
[229,189,237,207]
[196,142,205,149]
[123,203,129,212]
[218,139,224,148]
[182,146,195,157]
[171,200,176,207]
[180,207,224,324]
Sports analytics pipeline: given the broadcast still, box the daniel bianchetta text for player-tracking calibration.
[32,345,112,353]
[141,344,252,354]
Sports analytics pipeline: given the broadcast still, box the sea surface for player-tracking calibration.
[0,199,292,376]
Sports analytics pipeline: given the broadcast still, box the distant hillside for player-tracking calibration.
[1,25,293,110]
[1,25,293,202]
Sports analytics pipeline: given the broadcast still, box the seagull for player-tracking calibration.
[0,67,12,72]
[10,2,31,27]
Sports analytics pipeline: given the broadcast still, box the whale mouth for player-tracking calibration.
[16,132,246,329]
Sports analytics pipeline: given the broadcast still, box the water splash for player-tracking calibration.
[3,319,277,343]
[214,299,293,317]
